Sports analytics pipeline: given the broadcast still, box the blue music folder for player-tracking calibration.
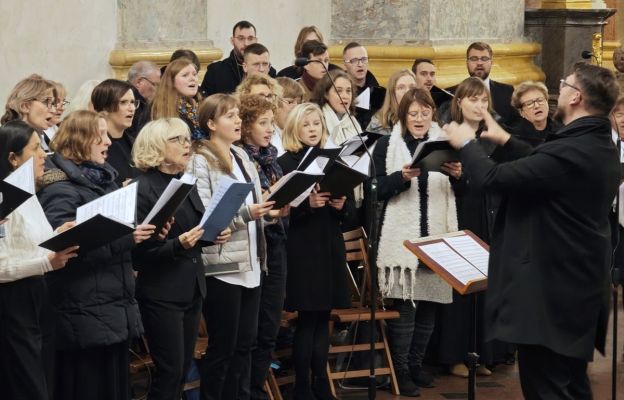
[199,176,254,242]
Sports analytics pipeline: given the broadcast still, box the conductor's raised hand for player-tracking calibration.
[48,245,80,270]
[214,227,231,245]
[133,224,156,244]
[443,121,477,149]
[309,185,330,208]
[480,111,511,145]
[179,226,204,249]
[249,201,276,220]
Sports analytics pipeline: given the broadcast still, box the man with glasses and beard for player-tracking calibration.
[200,20,276,97]
[447,42,518,126]
[444,62,620,400]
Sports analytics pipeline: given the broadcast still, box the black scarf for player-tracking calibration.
[241,143,283,189]
[78,162,116,187]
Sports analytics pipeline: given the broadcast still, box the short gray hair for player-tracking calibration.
[127,61,159,84]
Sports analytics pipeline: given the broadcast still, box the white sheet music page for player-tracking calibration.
[76,182,138,225]
[356,87,371,110]
[4,157,35,194]
[443,235,489,276]
[419,242,484,285]
[199,176,237,226]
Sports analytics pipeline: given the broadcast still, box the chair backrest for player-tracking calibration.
[342,227,373,306]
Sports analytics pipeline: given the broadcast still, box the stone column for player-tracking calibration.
[108,0,221,81]
[525,6,616,95]
[327,0,543,88]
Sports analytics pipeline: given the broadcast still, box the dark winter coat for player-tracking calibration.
[37,153,142,350]
[460,116,620,361]
[278,149,352,311]
[200,50,277,97]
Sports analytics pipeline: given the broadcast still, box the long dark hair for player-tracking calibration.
[0,120,35,180]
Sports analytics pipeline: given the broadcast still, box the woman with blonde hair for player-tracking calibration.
[151,58,203,139]
[278,102,352,400]
[38,110,155,400]
[2,74,57,133]
[509,80,559,147]
[235,74,283,104]
[367,69,417,135]
[132,117,221,400]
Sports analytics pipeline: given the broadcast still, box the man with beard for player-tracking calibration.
[447,42,518,125]
[444,62,620,400]
[200,20,276,96]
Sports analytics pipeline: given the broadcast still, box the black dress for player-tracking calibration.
[278,149,352,311]
[107,133,138,186]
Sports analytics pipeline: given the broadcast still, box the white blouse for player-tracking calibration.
[215,153,261,289]
[0,196,54,283]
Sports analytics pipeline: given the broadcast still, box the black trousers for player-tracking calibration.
[201,277,262,400]
[517,344,592,400]
[139,294,202,400]
[0,277,48,400]
[54,341,129,400]
[250,237,287,400]
[292,310,331,390]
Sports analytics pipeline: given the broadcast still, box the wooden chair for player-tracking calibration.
[326,227,401,397]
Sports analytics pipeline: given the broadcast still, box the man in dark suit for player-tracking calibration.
[445,62,621,400]
[447,42,518,126]
[200,20,276,97]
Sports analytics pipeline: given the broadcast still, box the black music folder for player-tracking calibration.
[318,153,370,197]
[296,147,342,172]
[39,214,135,252]
[410,139,460,172]
[141,173,197,234]
[266,170,324,209]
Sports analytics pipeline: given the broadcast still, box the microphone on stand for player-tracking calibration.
[294,55,380,400]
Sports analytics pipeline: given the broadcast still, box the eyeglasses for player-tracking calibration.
[280,97,302,106]
[559,79,581,92]
[468,56,491,62]
[407,110,432,119]
[141,76,158,87]
[119,99,141,108]
[167,135,191,145]
[344,57,369,65]
[56,99,70,108]
[234,35,257,42]
[521,97,547,109]
[248,62,271,70]
[35,97,57,110]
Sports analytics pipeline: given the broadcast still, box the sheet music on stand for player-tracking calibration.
[403,230,488,295]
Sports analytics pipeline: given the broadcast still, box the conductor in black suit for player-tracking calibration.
[444,62,621,400]
[447,42,519,126]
